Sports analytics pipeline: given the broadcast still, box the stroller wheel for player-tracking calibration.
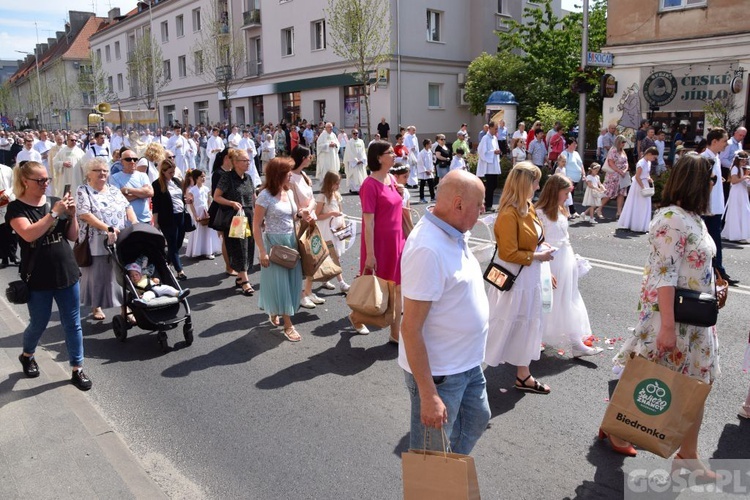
[113,315,129,342]
[157,331,169,353]
[183,325,194,346]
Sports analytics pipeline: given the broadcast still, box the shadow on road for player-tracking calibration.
[255,333,397,389]
[0,374,70,409]
[712,420,750,459]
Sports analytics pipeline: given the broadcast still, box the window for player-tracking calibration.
[192,8,202,31]
[428,83,442,108]
[105,45,111,62]
[163,60,171,80]
[196,101,209,125]
[660,0,706,10]
[194,50,203,74]
[117,73,124,91]
[115,41,121,60]
[426,10,442,42]
[281,27,294,56]
[311,20,326,51]
[107,76,114,93]
[497,0,507,13]
[161,21,169,42]
[96,48,102,62]
[82,91,94,106]
[178,55,187,78]
[176,15,184,37]
[281,92,300,123]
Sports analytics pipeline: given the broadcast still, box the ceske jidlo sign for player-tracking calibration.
[641,63,737,111]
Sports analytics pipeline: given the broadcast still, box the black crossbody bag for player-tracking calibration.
[5,201,51,304]
[673,270,728,327]
[483,216,544,292]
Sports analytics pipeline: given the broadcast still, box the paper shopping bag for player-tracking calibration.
[349,281,397,329]
[312,248,343,283]
[228,210,248,239]
[298,222,329,276]
[402,448,480,500]
[346,273,390,316]
[600,354,711,458]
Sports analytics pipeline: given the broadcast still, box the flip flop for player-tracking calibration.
[283,327,301,342]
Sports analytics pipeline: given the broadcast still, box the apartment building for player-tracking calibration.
[601,0,750,140]
[7,12,107,130]
[87,0,561,138]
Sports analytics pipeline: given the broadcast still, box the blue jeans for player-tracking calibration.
[162,214,186,273]
[24,282,84,367]
[702,214,725,276]
[404,365,490,455]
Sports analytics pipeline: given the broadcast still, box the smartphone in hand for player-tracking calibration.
[64,184,71,197]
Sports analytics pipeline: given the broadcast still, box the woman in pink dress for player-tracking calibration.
[353,141,404,342]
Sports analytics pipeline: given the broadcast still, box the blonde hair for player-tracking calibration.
[144,142,166,163]
[498,162,542,217]
[13,161,45,198]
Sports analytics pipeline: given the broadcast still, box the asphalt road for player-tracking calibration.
[3,188,750,499]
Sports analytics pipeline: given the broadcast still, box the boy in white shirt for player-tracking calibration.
[449,148,467,171]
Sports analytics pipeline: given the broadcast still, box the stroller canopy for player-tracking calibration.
[115,223,167,267]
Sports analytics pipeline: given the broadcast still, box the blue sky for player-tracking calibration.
[0,0,582,61]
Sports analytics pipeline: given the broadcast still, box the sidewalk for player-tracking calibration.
[0,295,167,499]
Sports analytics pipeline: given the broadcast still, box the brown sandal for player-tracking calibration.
[283,327,301,342]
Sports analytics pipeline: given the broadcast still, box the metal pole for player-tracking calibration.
[396,0,401,131]
[148,1,159,125]
[578,0,589,158]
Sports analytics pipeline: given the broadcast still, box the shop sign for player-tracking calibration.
[641,63,738,111]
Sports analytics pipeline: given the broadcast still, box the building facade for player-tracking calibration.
[87,0,561,138]
[7,12,107,130]
[601,0,749,142]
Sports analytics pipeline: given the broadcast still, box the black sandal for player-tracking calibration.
[237,281,254,296]
[234,278,243,288]
[514,375,550,394]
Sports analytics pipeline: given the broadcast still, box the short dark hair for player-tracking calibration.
[534,128,544,136]
[422,139,431,148]
[367,141,392,172]
[706,127,727,146]
[395,133,403,140]
[456,148,465,155]
[94,131,105,139]
[659,154,712,214]
[290,145,311,169]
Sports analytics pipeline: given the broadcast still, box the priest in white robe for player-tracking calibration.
[315,122,340,179]
[52,135,86,197]
[343,129,367,193]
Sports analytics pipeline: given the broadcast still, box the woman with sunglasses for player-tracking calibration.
[76,158,137,321]
[152,158,190,281]
[7,161,92,390]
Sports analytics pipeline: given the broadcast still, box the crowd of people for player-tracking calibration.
[1,116,747,481]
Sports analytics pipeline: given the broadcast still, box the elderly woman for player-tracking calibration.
[8,161,92,390]
[137,141,167,183]
[288,146,321,308]
[76,158,137,321]
[353,141,405,341]
[260,133,276,174]
[253,158,304,342]
[484,162,556,394]
[599,134,630,219]
[213,148,256,296]
[605,155,719,472]
[152,159,189,281]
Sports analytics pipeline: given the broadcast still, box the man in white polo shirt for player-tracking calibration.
[399,169,490,454]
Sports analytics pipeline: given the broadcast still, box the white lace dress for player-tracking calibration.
[186,184,221,257]
[617,158,652,232]
[536,209,592,350]
[721,166,750,242]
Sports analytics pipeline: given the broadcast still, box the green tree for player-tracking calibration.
[703,93,746,132]
[127,35,167,110]
[191,1,246,127]
[325,0,391,137]
[535,102,576,131]
[79,51,116,105]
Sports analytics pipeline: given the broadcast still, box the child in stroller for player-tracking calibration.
[126,258,190,304]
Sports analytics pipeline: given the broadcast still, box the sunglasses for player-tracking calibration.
[166,155,175,159]
[92,169,109,174]
[28,177,50,186]
[122,157,138,162]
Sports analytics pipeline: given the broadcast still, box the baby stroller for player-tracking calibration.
[108,223,193,352]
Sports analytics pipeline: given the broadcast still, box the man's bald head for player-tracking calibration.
[433,170,485,232]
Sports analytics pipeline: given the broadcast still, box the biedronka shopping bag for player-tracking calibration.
[402,430,480,500]
[298,222,329,276]
[600,353,711,458]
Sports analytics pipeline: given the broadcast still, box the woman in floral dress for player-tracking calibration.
[598,135,630,219]
[609,154,719,476]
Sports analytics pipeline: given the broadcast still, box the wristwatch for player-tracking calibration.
[50,211,60,220]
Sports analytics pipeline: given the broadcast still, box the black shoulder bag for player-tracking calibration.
[673,270,728,327]
[5,201,51,304]
[483,215,544,292]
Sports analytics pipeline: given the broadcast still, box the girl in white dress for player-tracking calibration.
[535,174,602,357]
[582,163,605,222]
[721,151,750,243]
[186,169,221,259]
[553,155,575,217]
[617,147,655,233]
[315,171,351,293]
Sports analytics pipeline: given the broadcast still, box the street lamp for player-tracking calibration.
[15,49,44,127]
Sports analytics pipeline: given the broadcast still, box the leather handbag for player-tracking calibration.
[483,246,524,292]
[673,270,728,327]
[269,245,300,269]
[73,226,92,267]
[208,202,234,231]
[330,218,353,241]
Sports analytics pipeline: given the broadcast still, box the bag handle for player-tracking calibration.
[23,199,53,282]
[419,426,452,460]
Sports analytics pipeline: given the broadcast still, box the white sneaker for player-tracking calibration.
[349,314,369,335]
[581,215,589,222]
[309,293,326,304]
[338,281,351,293]
[322,281,336,290]
[300,296,316,309]
[205,254,216,260]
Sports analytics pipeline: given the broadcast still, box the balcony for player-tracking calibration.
[246,59,262,78]
[242,9,261,28]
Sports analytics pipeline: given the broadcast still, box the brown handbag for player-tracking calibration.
[73,229,92,267]
[269,245,300,269]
